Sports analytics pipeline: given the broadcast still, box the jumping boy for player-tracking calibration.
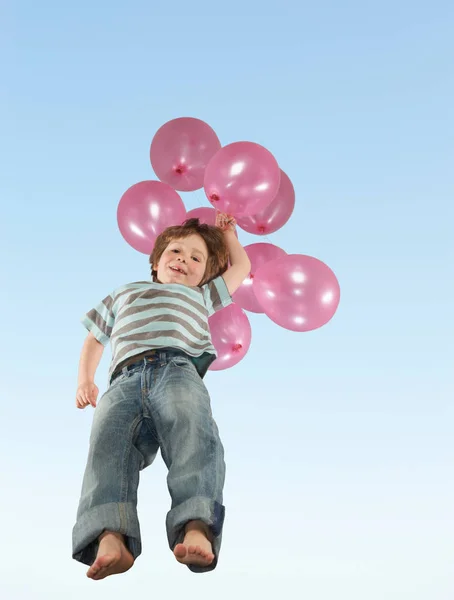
[72,212,251,580]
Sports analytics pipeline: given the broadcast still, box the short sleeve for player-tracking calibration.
[81,291,116,346]
[202,276,233,316]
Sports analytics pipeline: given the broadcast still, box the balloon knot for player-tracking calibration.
[175,164,186,175]
[249,273,255,279]
[210,193,220,202]
[232,343,242,352]
[258,225,266,233]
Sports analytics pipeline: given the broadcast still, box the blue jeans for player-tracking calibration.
[72,350,226,573]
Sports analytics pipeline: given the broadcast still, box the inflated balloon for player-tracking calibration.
[117,180,186,254]
[150,117,221,192]
[233,243,287,313]
[236,169,295,235]
[209,303,252,370]
[184,206,217,226]
[204,141,281,217]
[254,254,340,332]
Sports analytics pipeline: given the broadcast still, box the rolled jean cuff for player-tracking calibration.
[166,496,225,573]
[72,502,141,566]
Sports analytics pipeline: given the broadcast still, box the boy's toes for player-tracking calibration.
[174,544,187,559]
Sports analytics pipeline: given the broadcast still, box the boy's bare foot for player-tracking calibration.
[86,531,134,580]
[174,520,215,568]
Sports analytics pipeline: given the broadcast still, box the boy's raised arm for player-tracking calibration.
[222,230,251,296]
[216,214,251,296]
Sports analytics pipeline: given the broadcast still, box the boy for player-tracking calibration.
[72,213,251,580]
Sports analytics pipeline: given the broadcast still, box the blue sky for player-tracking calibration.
[2,1,454,598]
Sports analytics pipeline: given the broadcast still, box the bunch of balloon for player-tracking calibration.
[115,116,341,372]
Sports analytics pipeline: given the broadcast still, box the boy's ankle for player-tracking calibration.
[99,530,125,543]
[184,520,212,541]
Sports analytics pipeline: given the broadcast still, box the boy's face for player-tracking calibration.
[154,234,208,287]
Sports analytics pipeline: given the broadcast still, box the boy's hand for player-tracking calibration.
[76,382,99,409]
[215,211,237,232]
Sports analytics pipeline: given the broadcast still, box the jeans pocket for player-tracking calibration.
[169,356,201,379]
[169,356,191,369]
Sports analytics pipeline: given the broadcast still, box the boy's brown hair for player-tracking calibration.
[149,218,229,286]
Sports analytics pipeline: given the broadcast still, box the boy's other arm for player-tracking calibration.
[76,332,104,409]
[78,332,104,384]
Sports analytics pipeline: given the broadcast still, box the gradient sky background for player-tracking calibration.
[2,1,454,598]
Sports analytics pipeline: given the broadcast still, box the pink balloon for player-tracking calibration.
[236,169,295,235]
[150,117,221,192]
[254,254,340,332]
[208,304,252,370]
[233,243,287,313]
[117,180,186,254]
[185,206,217,226]
[204,142,281,217]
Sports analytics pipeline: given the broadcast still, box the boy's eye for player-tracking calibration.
[192,257,200,262]
[172,249,180,253]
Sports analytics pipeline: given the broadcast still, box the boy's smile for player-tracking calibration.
[155,234,208,287]
[169,264,187,275]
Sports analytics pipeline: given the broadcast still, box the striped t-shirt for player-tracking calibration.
[81,276,232,381]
